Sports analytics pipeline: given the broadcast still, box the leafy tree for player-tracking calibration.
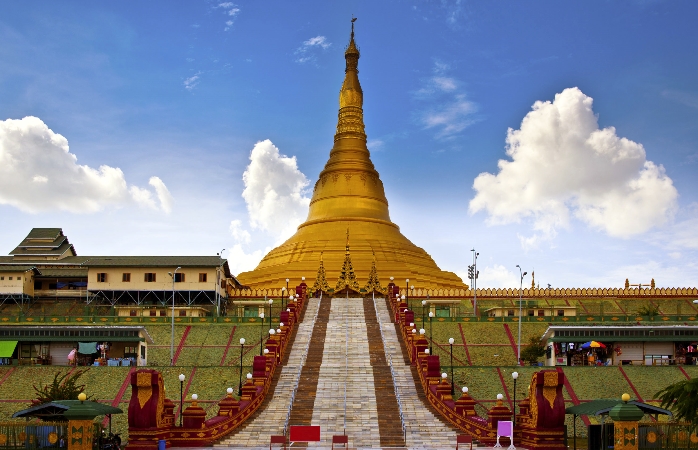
[32,369,93,406]
[520,336,546,365]
[637,303,659,316]
[656,378,698,429]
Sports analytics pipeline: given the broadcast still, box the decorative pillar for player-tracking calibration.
[181,395,206,429]
[64,393,100,450]
[454,387,477,416]
[609,394,644,450]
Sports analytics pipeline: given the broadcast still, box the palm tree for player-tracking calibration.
[655,378,698,429]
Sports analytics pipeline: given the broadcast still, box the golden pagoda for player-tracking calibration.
[237,20,465,291]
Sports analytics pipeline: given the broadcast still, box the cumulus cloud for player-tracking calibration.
[242,139,310,240]
[226,219,266,274]
[294,36,331,64]
[469,87,678,247]
[415,62,478,139]
[0,116,171,214]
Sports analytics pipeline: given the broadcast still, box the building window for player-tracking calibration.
[130,310,137,317]
[0,277,3,280]
[198,273,207,282]
[122,273,131,282]
[159,310,166,316]
[8,277,12,281]
[144,273,156,282]
[97,273,107,283]
[179,309,187,317]
[174,273,185,282]
[149,310,157,317]
[538,310,545,317]
[17,276,21,281]
[507,310,515,317]
[34,281,42,290]
[528,309,534,316]
[557,310,565,317]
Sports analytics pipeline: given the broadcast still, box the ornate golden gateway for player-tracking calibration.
[237,19,465,290]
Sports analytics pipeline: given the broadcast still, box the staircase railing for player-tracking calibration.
[283,293,321,435]
[373,293,407,442]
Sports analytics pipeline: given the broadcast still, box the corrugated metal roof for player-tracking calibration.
[25,228,63,240]
[37,268,88,277]
[0,265,40,274]
[85,256,226,267]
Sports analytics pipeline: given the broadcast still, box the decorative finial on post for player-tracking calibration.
[351,16,357,38]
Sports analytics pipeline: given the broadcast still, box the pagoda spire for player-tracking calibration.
[364,251,386,294]
[335,229,360,293]
[311,252,330,294]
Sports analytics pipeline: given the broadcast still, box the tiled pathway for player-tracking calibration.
[310,298,379,447]
[217,298,320,447]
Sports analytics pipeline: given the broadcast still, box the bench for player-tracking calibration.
[332,434,348,449]
[456,434,473,450]
[269,435,286,449]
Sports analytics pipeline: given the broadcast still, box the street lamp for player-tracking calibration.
[516,265,528,366]
[178,373,185,426]
[428,311,434,354]
[258,312,265,356]
[471,249,479,316]
[168,266,181,366]
[512,371,519,426]
[238,338,245,396]
[448,337,455,395]
[285,279,289,308]
[217,249,225,317]
[405,279,410,310]
[268,299,273,330]
[422,299,427,324]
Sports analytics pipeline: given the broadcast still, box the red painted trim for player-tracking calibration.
[0,368,15,387]
[615,300,627,314]
[496,367,513,411]
[457,324,472,365]
[618,366,644,402]
[556,367,590,426]
[502,323,519,362]
[172,325,191,365]
[577,300,591,315]
[219,326,237,366]
[103,367,136,427]
[679,366,691,379]
[430,340,468,366]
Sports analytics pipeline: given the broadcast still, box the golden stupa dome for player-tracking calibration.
[236,19,465,292]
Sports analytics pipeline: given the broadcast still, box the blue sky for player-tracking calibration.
[1,1,697,288]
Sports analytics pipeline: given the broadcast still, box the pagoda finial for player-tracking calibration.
[346,228,350,254]
[351,16,356,38]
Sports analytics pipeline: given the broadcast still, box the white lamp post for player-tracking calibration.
[169,266,181,366]
[515,265,527,366]
[512,371,519,426]
[178,373,185,426]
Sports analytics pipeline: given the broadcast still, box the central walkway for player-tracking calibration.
[218,296,463,449]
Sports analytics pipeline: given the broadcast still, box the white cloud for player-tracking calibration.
[0,116,171,214]
[415,62,477,139]
[229,219,251,244]
[422,94,477,138]
[183,72,202,91]
[457,264,519,288]
[226,219,266,275]
[469,87,678,245]
[242,139,311,241]
[662,89,698,109]
[294,36,331,64]
[214,2,240,31]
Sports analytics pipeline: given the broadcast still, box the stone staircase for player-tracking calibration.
[218,295,473,448]
[374,297,461,449]
[216,298,321,447]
